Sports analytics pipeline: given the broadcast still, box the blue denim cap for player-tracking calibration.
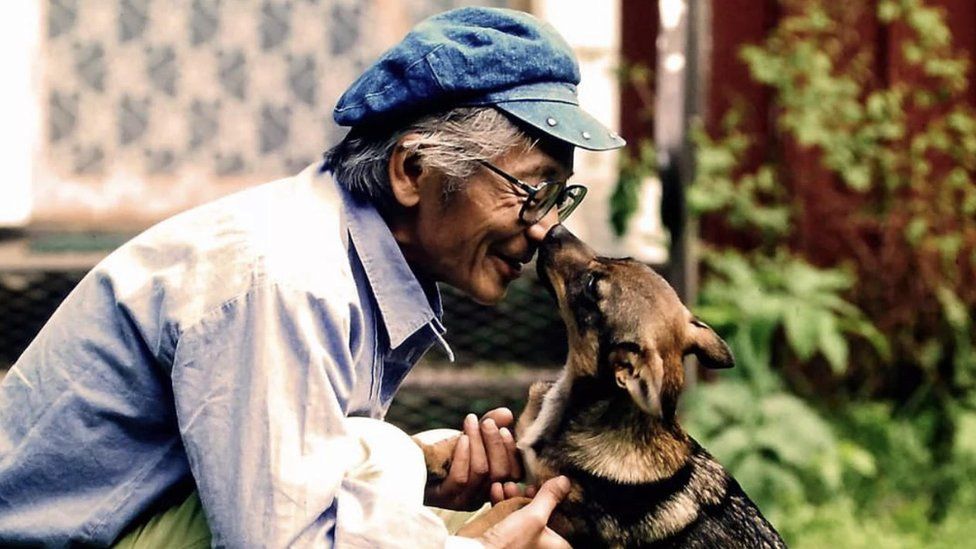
[333,7,625,151]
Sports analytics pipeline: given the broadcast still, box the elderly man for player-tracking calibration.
[0,7,623,548]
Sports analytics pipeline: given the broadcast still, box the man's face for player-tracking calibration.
[410,145,573,305]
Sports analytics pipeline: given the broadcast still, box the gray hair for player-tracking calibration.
[322,107,534,216]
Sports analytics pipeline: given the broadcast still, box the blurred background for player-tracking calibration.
[1,0,975,546]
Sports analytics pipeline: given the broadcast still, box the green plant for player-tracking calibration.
[758,0,974,520]
[610,60,657,237]
[696,250,889,379]
[688,113,791,239]
[610,140,656,236]
[616,0,976,540]
[682,247,884,528]
[735,0,976,394]
[683,380,842,513]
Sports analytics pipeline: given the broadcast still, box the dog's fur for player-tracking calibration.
[418,226,785,548]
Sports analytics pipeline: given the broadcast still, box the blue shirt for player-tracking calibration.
[0,163,456,547]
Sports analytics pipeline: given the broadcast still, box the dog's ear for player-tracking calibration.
[610,346,665,418]
[686,318,735,369]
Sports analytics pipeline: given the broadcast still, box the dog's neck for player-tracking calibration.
[563,376,691,484]
[522,371,693,485]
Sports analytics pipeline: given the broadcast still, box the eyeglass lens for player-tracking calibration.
[556,186,586,221]
[521,182,560,224]
[522,183,586,224]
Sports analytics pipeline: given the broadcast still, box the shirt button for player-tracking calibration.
[582,131,592,139]
[546,117,558,126]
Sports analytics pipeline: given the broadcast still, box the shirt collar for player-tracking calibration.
[332,171,446,351]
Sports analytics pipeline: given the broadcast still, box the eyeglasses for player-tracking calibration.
[478,160,587,225]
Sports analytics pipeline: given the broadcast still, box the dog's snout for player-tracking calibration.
[540,225,595,262]
[542,224,572,248]
[537,225,569,281]
[537,225,598,296]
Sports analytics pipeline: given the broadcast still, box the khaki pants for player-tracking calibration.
[114,419,480,548]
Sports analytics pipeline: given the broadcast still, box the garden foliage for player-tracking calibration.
[614,0,976,544]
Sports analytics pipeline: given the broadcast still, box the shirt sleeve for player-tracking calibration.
[171,279,449,547]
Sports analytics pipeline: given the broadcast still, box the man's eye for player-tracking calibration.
[534,182,561,202]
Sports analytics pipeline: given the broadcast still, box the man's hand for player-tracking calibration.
[424,408,523,510]
[477,476,572,549]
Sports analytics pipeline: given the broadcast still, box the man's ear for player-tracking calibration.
[388,133,426,209]
[685,318,735,369]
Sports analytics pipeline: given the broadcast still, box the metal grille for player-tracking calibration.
[0,257,566,431]
[0,266,567,369]
[385,369,558,434]
[430,267,568,366]
[0,271,86,367]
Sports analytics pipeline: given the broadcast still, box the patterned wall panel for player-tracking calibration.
[35,0,507,228]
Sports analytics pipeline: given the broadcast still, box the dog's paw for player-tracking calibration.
[413,433,460,482]
[455,496,532,538]
[528,380,556,400]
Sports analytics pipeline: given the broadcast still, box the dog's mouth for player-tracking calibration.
[536,248,557,300]
[502,255,525,271]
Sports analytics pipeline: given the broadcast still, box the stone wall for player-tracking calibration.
[33,0,507,229]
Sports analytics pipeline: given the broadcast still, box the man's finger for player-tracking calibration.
[503,481,522,499]
[464,414,489,477]
[481,418,510,481]
[490,482,505,505]
[478,478,571,548]
[526,476,571,520]
[481,407,515,429]
[499,427,522,480]
[445,433,471,488]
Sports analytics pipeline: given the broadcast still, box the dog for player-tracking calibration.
[418,225,785,548]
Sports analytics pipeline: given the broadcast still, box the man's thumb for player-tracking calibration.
[527,476,571,516]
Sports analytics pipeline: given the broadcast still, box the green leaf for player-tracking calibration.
[838,317,892,361]
[818,314,850,373]
[784,305,821,360]
[707,425,752,464]
[918,339,944,371]
[936,286,969,330]
[838,440,878,477]
[734,454,808,508]
[843,165,872,191]
[903,43,924,64]
[905,217,928,245]
[611,140,656,236]
[878,1,901,23]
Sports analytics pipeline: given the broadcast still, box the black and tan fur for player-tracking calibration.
[512,225,785,548]
[416,226,785,547]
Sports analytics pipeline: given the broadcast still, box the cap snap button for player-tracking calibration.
[546,117,558,126]
[581,131,592,139]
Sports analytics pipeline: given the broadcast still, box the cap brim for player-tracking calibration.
[494,100,626,151]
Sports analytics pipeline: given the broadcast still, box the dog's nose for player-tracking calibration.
[542,224,593,254]
[542,224,572,249]
[537,225,598,296]
[538,224,597,274]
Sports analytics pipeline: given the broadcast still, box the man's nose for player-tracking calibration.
[525,208,560,242]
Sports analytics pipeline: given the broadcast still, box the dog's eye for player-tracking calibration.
[584,273,600,301]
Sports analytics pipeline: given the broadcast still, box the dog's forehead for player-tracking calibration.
[597,258,687,335]
[601,258,677,300]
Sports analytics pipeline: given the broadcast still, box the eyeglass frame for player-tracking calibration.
[478,160,587,225]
